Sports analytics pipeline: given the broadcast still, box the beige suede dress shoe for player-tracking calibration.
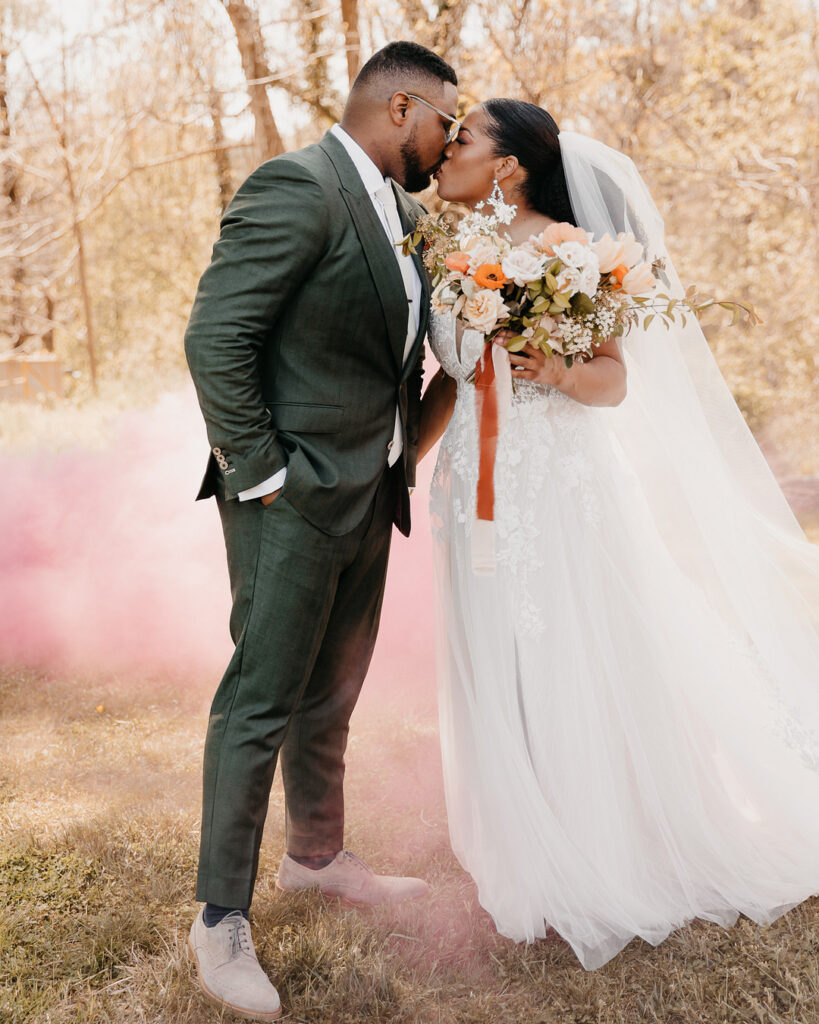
[188,908,282,1021]
[276,850,430,905]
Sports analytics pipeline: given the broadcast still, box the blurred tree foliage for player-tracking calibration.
[1,0,817,468]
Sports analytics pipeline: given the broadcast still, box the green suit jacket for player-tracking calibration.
[184,131,429,537]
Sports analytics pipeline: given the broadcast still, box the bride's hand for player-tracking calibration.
[493,335,564,388]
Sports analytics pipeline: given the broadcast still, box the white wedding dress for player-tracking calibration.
[428,314,819,970]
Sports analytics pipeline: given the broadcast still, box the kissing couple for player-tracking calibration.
[184,40,819,1021]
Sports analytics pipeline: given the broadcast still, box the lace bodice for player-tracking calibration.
[428,312,605,636]
[427,312,485,381]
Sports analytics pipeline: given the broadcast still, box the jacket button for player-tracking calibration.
[387,440,394,450]
[213,447,222,455]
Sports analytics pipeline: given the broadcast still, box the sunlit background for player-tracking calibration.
[2,3,819,1022]
[3,0,818,476]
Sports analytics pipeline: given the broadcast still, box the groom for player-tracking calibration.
[184,41,459,1021]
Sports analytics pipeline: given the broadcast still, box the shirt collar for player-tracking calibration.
[330,124,389,197]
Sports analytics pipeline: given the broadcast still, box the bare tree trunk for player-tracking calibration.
[340,0,360,89]
[221,0,284,162]
[42,291,55,353]
[299,1,337,129]
[208,87,234,213]
[398,0,467,56]
[0,42,26,349]
[26,58,98,389]
[429,0,468,54]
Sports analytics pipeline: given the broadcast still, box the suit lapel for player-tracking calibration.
[395,186,430,382]
[320,133,410,370]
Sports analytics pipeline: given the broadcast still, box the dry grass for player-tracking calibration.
[3,668,819,1024]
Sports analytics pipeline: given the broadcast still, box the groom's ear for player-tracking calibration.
[388,91,411,127]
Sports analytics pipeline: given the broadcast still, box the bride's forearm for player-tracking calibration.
[419,368,456,460]
[549,354,627,406]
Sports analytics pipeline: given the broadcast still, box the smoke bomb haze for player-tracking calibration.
[0,389,438,711]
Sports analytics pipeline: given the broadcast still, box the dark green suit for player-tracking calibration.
[185,131,429,908]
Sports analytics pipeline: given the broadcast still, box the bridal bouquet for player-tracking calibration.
[403,191,758,367]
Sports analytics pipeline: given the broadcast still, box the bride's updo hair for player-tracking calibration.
[482,99,576,224]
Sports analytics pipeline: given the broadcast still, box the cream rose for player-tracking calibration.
[501,245,546,286]
[461,234,501,271]
[593,233,625,273]
[463,288,509,335]
[593,231,645,272]
[621,261,655,296]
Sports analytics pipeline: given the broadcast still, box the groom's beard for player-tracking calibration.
[399,131,440,193]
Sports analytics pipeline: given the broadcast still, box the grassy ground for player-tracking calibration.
[3,668,819,1024]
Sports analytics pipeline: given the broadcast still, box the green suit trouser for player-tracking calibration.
[196,468,395,909]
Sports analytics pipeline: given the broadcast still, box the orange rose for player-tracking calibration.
[473,263,507,290]
[610,264,629,291]
[445,252,471,274]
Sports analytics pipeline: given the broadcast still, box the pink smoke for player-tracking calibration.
[0,388,438,707]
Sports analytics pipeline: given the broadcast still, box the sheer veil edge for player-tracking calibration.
[558,131,819,720]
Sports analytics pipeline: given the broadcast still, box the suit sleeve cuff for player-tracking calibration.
[238,467,287,501]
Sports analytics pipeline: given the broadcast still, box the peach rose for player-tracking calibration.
[537,221,590,255]
[445,252,471,274]
[621,261,656,296]
[593,231,645,273]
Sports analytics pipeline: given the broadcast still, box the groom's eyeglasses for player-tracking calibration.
[406,93,461,144]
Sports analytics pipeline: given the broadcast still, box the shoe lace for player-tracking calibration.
[340,850,373,874]
[223,911,253,957]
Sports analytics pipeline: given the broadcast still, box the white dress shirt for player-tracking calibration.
[239,123,422,501]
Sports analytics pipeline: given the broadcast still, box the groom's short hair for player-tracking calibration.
[353,41,458,92]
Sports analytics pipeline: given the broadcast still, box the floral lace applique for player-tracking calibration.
[428,316,603,635]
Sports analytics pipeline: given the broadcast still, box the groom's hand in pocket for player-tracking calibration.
[260,488,282,506]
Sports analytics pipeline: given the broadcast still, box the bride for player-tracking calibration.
[418,98,819,971]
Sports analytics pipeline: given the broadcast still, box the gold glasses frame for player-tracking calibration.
[405,93,462,144]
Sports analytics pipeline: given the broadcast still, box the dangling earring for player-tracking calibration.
[489,178,505,207]
[483,177,517,225]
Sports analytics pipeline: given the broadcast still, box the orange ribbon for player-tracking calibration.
[474,341,499,521]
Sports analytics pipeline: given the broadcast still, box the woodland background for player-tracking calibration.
[3,3,819,1021]
[2,0,818,472]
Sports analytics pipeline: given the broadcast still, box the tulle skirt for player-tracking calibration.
[430,380,819,970]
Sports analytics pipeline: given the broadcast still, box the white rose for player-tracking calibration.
[501,245,546,286]
[621,261,655,295]
[577,258,601,298]
[552,241,591,269]
[463,288,509,335]
[555,266,582,296]
[431,279,460,316]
